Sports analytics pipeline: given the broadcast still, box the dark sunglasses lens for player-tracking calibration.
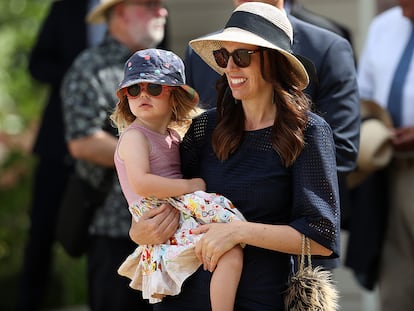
[213,49,229,68]
[213,49,252,68]
[127,84,141,97]
[147,83,163,96]
[234,49,251,67]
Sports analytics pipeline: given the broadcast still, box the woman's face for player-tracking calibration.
[221,42,272,102]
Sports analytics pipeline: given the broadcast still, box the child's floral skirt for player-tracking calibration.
[117,190,245,303]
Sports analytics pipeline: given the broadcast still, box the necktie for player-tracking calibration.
[387,24,414,127]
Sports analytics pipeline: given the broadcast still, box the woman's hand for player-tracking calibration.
[129,203,180,245]
[192,222,242,272]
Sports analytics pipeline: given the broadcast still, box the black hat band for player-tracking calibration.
[225,11,292,52]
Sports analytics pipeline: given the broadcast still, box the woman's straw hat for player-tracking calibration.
[189,2,309,90]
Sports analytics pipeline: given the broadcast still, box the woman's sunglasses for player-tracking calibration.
[124,83,167,98]
[213,48,261,68]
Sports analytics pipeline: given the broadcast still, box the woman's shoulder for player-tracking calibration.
[191,107,217,129]
[307,111,332,130]
[183,108,217,146]
[304,112,334,143]
[195,107,216,120]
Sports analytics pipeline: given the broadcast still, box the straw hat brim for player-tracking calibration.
[360,99,393,128]
[86,0,123,24]
[347,100,394,189]
[189,27,309,90]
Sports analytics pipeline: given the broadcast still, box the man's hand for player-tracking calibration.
[392,126,414,152]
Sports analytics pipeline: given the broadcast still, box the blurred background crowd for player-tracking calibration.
[0,0,402,310]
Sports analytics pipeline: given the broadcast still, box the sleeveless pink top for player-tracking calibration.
[114,123,182,206]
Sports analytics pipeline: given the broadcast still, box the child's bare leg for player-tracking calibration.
[210,245,243,311]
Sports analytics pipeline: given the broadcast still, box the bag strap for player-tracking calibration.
[298,234,311,272]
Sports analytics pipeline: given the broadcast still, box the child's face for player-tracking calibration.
[125,83,173,123]
[124,83,168,98]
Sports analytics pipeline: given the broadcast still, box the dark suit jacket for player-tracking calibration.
[289,16,359,175]
[345,169,389,290]
[290,3,353,46]
[29,0,89,161]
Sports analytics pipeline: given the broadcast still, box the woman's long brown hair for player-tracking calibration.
[212,49,310,167]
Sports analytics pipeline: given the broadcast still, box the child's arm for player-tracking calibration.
[118,128,205,198]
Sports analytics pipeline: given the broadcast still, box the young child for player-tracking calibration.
[111,48,245,310]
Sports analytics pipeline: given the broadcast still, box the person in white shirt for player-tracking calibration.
[357,1,414,310]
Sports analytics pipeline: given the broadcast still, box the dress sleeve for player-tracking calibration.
[290,114,341,257]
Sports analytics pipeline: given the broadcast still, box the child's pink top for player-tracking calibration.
[114,123,182,206]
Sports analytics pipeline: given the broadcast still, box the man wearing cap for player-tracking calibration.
[61,0,168,310]
[184,0,359,269]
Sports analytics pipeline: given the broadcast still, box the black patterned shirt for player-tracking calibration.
[61,35,133,237]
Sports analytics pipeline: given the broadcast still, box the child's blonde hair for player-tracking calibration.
[110,86,203,137]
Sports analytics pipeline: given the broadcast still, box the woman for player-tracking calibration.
[132,3,340,310]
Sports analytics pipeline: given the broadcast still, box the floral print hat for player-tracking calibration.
[116,48,199,105]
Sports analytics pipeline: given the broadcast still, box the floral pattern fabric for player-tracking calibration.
[118,190,245,303]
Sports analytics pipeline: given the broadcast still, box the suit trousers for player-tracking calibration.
[18,157,73,310]
[379,158,414,311]
[87,236,153,311]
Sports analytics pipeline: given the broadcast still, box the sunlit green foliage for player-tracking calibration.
[0,1,87,309]
[0,0,49,133]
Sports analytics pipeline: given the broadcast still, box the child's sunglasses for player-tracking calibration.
[124,83,167,98]
[213,48,261,68]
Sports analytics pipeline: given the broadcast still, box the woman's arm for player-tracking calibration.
[192,222,331,272]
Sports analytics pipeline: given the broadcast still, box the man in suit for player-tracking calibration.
[348,2,414,309]
[18,1,105,309]
[287,0,353,45]
[184,0,360,245]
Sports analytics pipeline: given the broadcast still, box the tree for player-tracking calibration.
[0,1,87,309]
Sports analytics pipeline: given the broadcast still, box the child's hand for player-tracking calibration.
[190,178,206,192]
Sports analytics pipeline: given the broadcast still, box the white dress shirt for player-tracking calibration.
[358,6,414,127]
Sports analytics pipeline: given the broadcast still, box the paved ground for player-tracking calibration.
[333,231,380,311]
[49,232,381,311]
